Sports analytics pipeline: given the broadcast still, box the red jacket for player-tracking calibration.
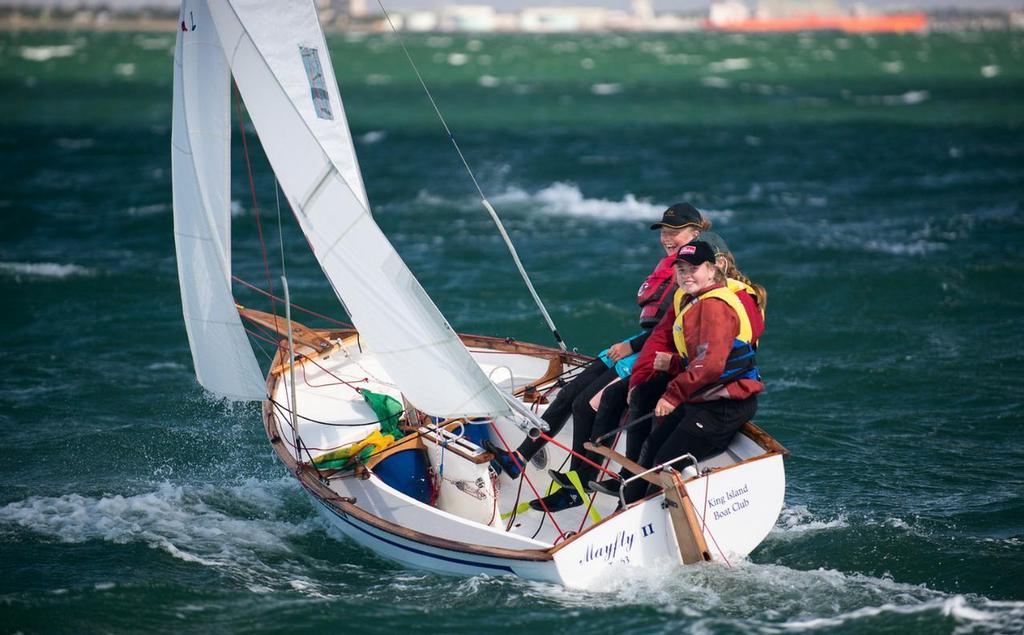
[630,284,764,406]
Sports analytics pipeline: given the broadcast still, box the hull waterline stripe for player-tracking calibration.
[318,501,518,574]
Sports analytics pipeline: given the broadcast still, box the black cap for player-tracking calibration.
[700,231,730,256]
[674,240,716,266]
[651,202,704,230]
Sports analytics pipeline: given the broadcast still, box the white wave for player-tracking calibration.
[701,76,731,89]
[0,261,93,279]
[114,63,136,77]
[852,90,930,106]
[447,52,469,66]
[490,182,660,220]
[357,130,386,144]
[884,517,910,529]
[126,203,169,217]
[0,479,339,595]
[981,64,1000,78]
[19,44,76,62]
[146,362,186,371]
[530,557,1024,632]
[766,377,818,392]
[364,73,391,86]
[590,83,622,95]
[806,218,953,257]
[862,238,945,256]
[774,595,1023,632]
[485,183,733,225]
[708,57,752,73]
[882,61,904,74]
[771,505,848,537]
[477,74,500,88]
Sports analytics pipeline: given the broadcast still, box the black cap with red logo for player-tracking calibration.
[674,240,716,266]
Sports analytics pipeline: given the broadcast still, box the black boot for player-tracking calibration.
[528,488,581,512]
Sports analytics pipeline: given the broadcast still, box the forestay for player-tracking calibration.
[207,0,512,418]
[172,0,266,401]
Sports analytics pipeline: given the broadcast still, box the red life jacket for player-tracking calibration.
[637,253,678,329]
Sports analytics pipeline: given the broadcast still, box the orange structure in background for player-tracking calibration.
[706,13,929,33]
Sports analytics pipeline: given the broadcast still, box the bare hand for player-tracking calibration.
[654,397,675,417]
[653,351,672,372]
[607,342,632,362]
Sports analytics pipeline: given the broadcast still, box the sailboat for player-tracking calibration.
[172,0,787,588]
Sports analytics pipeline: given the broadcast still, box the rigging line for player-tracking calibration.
[270,398,397,429]
[233,85,279,327]
[488,421,566,539]
[376,0,566,352]
[233,275,354,327]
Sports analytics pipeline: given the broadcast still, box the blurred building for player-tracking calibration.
[707,0,927,33]
[755,0,840,19]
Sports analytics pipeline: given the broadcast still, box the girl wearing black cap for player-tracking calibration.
[619,240,765,504]
[487,203,710,512]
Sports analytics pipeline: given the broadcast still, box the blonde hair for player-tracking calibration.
[721,253,768,311]
[710,262,727,285]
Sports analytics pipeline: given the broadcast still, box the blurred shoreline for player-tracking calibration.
[1,7,1021,33]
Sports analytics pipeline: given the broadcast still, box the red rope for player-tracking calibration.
[296,352,368,393]
[233,86,278,327]
[243,326,283,348]
[699,470,732,567]
[488,422,565,540]
[233,275,354,328]
[534,430,619,480]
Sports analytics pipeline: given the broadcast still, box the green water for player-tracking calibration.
[1,28,1022,633]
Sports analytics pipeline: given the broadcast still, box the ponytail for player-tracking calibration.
[722,253,768,311]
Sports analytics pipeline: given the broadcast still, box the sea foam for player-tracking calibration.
[19,44,76,62]
[0,479,326,594]
[0,261,94,280]
[489,182,733,224]
[771,504,849,538]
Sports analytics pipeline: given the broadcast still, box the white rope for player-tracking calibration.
[375,0,567,351]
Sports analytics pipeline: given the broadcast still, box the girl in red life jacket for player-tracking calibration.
[589,233,766,497]
[486,203,710,513]
[620,240,765,504]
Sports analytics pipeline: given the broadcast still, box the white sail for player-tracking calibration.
[172,0,266,401]
[207,0,511,418]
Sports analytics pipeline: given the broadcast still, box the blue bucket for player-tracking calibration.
[373,449,432,504]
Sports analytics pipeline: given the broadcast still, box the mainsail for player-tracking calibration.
[172,0,266,401]
[195,0,511,418]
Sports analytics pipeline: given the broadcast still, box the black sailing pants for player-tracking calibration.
[516,358,618,461]
[623,395,758,504]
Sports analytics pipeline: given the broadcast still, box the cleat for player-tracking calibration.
[483,439,523,480]
[528,488,581,513]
